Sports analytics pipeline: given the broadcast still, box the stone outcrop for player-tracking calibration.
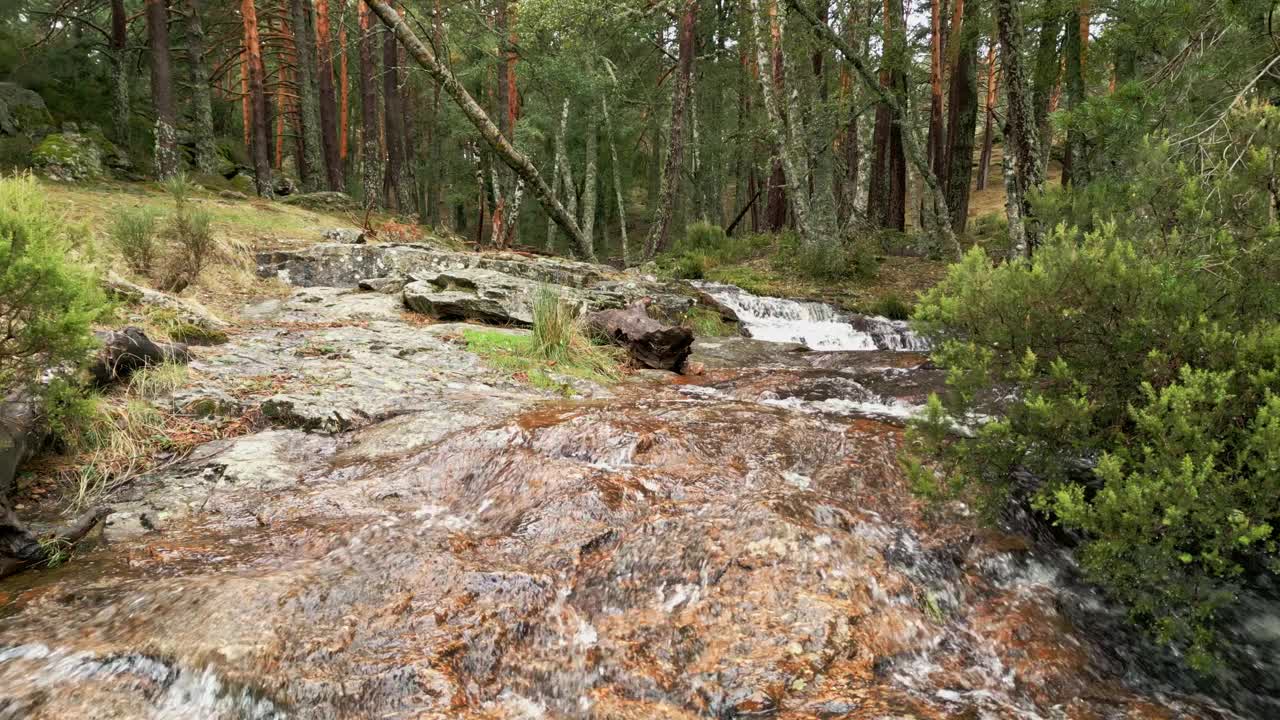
[282,191,359,213]
[30,131,104,181]
[0,83,51,137]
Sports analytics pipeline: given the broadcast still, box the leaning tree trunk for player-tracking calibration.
[644,0,697,259]
[942,0,980,231]
[110,0,131,145]
[147,0,179,180]
[242,0,273,197]
[602,95,629,263]
[357,0,383,208]
[363,0,594,259]
[314,0,344,190]
[995,0,1043,258]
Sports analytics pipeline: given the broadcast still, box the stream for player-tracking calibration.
[0,260,1273,719]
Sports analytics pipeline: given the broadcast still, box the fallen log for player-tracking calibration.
[0,505,111,579]
[88,327,192,386]
[588,300,694,372]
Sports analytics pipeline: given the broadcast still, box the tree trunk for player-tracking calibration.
[364,0,594,259]
[314,0,344,189]
[382,4,407,212]
[976,41,998,190]
[242,0,273,197]
[603,95,629,263]
[787,0,957,255]
[288,0,326,192]
[546,101,567,252]
[942,0,979,231]
[1062,1,1088,186]
[110,0,131,146]
[426,0,444,224]
[927,0,946,185]
[643,0,697,259]
[1030,8,1063,163]
[763,0,787,233]
[835,3,862,224]
[358,0,383,208]
[147,0,179,180]
[867,0,907,232]
[581,114,599,255]
[339,20,350,162]
[184,0,219,173]
[587,301,694,372]
[995,0,1043,258]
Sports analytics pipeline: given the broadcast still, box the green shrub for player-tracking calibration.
[0,174,105,400]
[670,251,708,280]
[866,294,911,321]
[782,235,878,283]
[683,221,728,252]
[108,207,159,273]
[907,117,1280,667]
[0,136,34,172]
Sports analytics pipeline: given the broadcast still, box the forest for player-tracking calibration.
[0,0,1279,717]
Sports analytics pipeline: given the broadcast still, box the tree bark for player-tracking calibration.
[763,0,787,233]
[314,0,344,190]
[288,0,326,192]
[942,0,979,231]
[381,3,408,212]
[581,114,599,255]
[339,19,350,162]
[110,0,131,146]
[363,0,594,259]
[602,95,629,263]
[927,0,946,185]
[545,101,567,252]
[183,0,219,173]
[1030,8,1063,163]
[995,0,1043,258]
[644,0,697,259]
[835,3,862,224]
[426,0,444,224]
[976,40,998,190]
[1062,1,1088,186]
[358,0,383,208]
[242,0,273,197]
[866,0,907,232]
[147,0,179,180]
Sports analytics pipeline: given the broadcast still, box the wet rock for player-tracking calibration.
[403,268,552,325]
[587,300,693,371]
[272,175,298,197]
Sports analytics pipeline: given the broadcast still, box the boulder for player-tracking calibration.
[0,83,51,137]
[30,131,104,181]
[103,272,231,342]
[283,192,359,213]
[403,268,549,325]
[321,227,365,244]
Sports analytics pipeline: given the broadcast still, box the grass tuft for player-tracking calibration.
[682,306,737,337]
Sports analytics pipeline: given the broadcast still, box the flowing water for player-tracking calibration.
[0,279,1273,719]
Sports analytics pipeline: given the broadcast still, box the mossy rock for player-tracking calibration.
[228,174,256,195]
[30,132,104,181]
[0,82,51,137]
[281,191,358,212]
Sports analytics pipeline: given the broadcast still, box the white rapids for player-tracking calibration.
[693,281,927,352]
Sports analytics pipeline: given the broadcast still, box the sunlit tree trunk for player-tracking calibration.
[147,0,179,180]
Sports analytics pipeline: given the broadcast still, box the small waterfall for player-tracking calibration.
[694,281,926,352]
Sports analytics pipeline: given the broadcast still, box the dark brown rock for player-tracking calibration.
[588,300,694,372]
